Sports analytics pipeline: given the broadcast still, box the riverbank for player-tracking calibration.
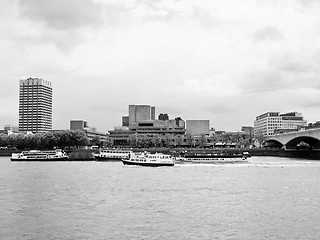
[2,148,318,160]
[0,148,280,158]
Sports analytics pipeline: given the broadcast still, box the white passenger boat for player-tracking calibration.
[176,151,249,164]
[10,149,68,161]
[122,152,175,167]
[94,149,132,161]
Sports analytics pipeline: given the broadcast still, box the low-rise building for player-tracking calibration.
[70,120,109,143]
[109,105,186,146]
[186,120,210,136]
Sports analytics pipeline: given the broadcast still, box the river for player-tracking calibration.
[1,156,320,239]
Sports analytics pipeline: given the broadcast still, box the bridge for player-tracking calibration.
[265,128,320,150]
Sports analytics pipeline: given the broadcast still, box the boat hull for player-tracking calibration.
[122,159,174,167]
[10,156,69,161]
[177,153,248,164]
[179,158,248,164]
[94,156,123,161]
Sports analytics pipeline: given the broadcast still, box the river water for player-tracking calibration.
[1,156,320,240]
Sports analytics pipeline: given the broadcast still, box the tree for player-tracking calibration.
[0,134,8,147]
[221,134,232,147]
[162,133,173,148]
[209,133,218,148]
[175,134,182,148]
[185,133,193,148]
[199,134,207,148]
[55,131,69,149]
[71,130,90,147]
[128,134,138,147]
[104,136,114,148]
[39,132,57,149]
[255,132,266,148]
[150,134,161,148]
[90,136,102,146]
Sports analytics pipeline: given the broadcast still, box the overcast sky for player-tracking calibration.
[1,0,320,132]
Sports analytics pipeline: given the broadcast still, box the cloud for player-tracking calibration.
[241,69,285,93]
[15,0,104,52]
[18,0,103,30]
[250,26,284,43]
[298,0,320,7]
[3,0,320,130]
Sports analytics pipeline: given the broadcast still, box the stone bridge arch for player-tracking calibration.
[264,139,284,148]
[285,136,320,150]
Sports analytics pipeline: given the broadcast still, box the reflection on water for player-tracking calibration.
[1,156,320,239]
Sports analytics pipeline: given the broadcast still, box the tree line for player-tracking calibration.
[93,132,256,149]
[0,130,261,150]
[0,130,89,150]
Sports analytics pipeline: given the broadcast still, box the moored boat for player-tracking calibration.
[10,149,68,161]
[177,151,249,164]
[122,152,175,167]
[94,149,132,161]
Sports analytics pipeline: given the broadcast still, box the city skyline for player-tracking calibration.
[1,1,320,132]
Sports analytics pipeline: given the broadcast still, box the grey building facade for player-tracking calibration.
[186,120,210,136]
[19,78,52,133]
[129,105,155,126]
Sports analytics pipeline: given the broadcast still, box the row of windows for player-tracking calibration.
[19,100,52,106]
[19,90,52,94]
[19,118,52,121]
[19,122,52,124]
[19,112,52,115]
[19,99,52,103]
[19,93,52,97]
[20,114,52,117]
[19,106,52,110]
[19,97,52,100]
[20,86,52,90]
[20,106,52,110]
[19,109,52,112]
[19,121,52,124]
[20,90,52,94]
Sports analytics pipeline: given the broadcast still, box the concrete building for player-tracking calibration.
[4,125,19,133]
[70,120,88,130]
[241,126,254,138]
[70,120,109,142]
[109,105,186,146]
[186,120,210,136]
[19,78,52,133]
[158,113,169,121]
[307,121,320,129]
[122,116,129,127]
[165,117,185,129]
[254,112,307,137]
[129,105,155,126]
[128,105,184,132]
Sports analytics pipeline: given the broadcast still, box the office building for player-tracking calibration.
[19,78,52,133]
[186,120,210,136]
[254,112,307,136]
